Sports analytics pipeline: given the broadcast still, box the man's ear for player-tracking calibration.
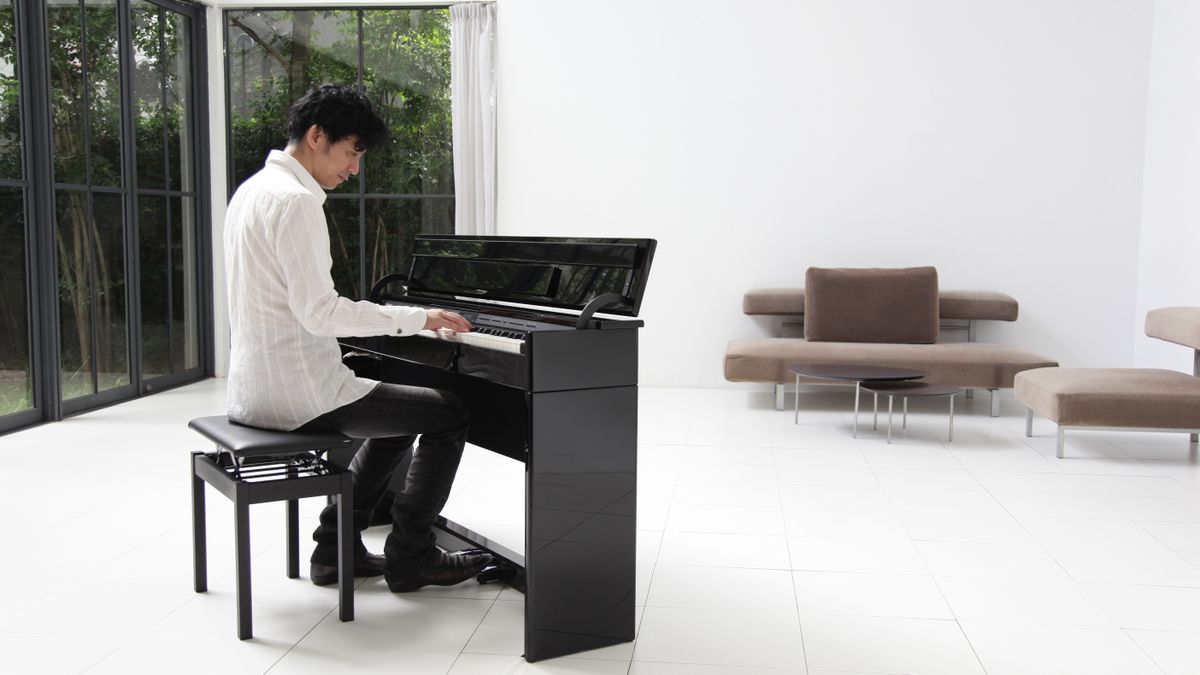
[305,124,324,150]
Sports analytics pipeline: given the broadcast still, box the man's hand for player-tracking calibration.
[424,308,472,333]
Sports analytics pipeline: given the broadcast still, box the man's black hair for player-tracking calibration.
[286,84,389,152]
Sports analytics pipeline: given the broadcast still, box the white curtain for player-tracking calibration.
[451,3,497,236]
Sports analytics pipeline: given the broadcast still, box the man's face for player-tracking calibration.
[311,130,364,189]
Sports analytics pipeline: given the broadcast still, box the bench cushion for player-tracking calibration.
[1015,367,1200,429]
[724,339,1058,389]
[189,415,354,458]
[804,267,939,343]
[1145,307,1200,351]
[743,288,1019,321]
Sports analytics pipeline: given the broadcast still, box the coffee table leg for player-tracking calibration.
[873,392,878,430]
[948,394,955,442]
[852,381,861,438]
[887,395,894,444]
[794,374,800,425]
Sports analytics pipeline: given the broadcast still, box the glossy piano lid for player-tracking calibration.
[399,235,657,317]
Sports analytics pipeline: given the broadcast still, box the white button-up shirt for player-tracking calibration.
[224,150,427,430]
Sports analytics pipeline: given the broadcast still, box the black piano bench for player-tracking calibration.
[188,415,356,640]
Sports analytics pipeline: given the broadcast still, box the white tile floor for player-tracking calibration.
[2,379,1200,674]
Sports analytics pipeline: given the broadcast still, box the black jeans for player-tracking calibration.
[298,382,469,571]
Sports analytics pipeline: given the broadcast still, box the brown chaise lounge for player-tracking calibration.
[724,266,1058,416]
[1016,307,1200,458]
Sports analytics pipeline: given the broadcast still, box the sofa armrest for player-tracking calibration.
[743,288,805,315]
[939,290,1018,321]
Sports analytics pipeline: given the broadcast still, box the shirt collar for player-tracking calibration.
[266,149,327,205]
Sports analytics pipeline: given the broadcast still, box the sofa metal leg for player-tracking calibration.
[852,381,861,438]
[793,376,800,423]
[989,389,1000,417]
[948,394,955,442]
[776,383,785,412]
[1025,407,1033,438]
[886,395,894,444]
[1056,426,1066,459]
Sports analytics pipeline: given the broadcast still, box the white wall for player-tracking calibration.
[1134,0,1200,373]
[495,0,1155,386]
[206,0,1160,386]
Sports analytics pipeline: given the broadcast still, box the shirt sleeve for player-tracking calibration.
[273,194,427,337]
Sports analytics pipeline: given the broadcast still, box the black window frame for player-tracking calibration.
[0,0,213,435]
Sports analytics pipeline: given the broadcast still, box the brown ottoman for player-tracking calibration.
[1015,367,1200,458]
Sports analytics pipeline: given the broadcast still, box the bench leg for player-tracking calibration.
[1191,432,1198,444]
[776,383,785,412]
[191,453,207,593]
[286,497,300,579]
[1025,407,1034,438]
[965,388,974,399]
[989,389,1000,417]
[1056,426,1066,459]
[338,472,354,622]
[235,492,252,640]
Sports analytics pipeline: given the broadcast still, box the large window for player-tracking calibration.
[226,7,454,299]
[0,1,31,421]
[0,0,209,434]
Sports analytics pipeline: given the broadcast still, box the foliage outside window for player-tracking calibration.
[227,8,454,299]
[0,1,29,416]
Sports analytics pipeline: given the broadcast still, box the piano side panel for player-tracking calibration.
[530,328,638,392]
[525,386,637,661]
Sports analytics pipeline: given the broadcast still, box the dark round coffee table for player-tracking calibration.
[860,381,961,443]
[789,364,926,436]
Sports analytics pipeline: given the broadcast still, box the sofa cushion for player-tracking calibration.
[1145,307,1200,351]
[804,267,939,343]
[724,339,1058,389]
[1015,367,1200,429]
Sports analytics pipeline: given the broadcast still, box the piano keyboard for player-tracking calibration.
[417,327,525,354]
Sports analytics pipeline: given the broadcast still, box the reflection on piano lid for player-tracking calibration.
[392,235,657,318]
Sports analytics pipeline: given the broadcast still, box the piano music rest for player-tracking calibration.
[188,416,356,640]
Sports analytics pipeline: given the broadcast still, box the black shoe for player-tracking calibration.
[310,551,387,586]
[385,549,495,593]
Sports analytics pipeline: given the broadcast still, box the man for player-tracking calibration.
[224,84,492,592]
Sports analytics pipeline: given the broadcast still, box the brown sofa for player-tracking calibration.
[1016,307,1200,458]
[724,267,1058,416]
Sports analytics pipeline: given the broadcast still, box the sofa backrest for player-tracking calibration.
[1145,307,1200,352]
[804,266,939,343]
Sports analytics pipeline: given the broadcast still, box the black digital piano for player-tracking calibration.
[340,235,656,661]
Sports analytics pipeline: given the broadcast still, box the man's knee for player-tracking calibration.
[439,389,470,431]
